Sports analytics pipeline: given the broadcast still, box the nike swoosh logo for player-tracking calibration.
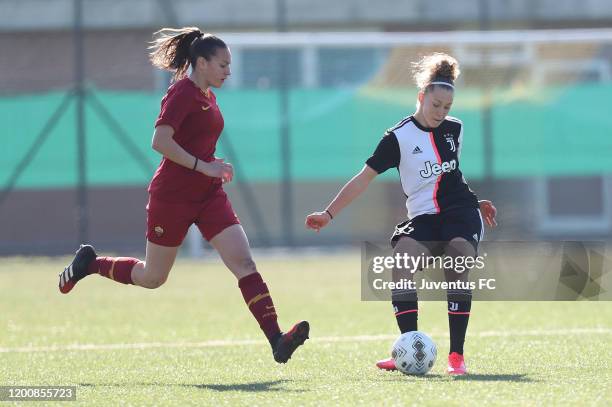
[202,105,211,111]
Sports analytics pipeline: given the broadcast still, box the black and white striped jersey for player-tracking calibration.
[366,115,478,219]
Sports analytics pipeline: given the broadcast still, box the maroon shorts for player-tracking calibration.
[146,188,240,247]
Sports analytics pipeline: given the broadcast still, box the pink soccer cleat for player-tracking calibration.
[376,357,397,371]
[447,352,467,375]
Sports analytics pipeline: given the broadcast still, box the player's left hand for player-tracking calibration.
[215,158,234,184]
[479,200,497,227]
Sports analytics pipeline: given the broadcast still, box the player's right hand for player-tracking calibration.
[203,158,234,183]
[305,212,331,232]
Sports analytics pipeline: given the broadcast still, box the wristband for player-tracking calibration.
[193,157,199,171]
[325,209,334,220]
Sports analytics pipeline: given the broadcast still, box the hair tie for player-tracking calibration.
[190,30,203,43]
[429,81,455,89]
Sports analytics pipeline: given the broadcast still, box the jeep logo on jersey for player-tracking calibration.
[419,159,457,178]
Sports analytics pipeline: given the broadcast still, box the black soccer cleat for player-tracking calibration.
[59,244,97,294]
[273,320,310,363]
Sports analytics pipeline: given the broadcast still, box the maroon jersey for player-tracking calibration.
[149,78,225,203]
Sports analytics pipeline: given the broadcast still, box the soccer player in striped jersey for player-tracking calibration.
[58,27,308,364]
[306,53,497,375]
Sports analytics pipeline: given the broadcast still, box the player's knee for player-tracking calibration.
[142,272,168,289]
[145,277,166,289]
[447,237,474,258]
[226,257,257,275]
[394,237,429,273]
[445,238,475,277]
[240,257,257,273]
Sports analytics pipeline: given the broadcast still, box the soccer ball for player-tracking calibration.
[391,331,437,375]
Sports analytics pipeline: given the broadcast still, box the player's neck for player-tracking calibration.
[413,111,430,129]
[188,73,210,94]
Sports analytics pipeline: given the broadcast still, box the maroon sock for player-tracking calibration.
[238,272,281,345]
[87,256,139,285]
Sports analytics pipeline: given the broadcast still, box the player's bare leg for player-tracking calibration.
[130,241,179,289]
[211,224,309,363]
[376,236,430,371]
[60,240,179,293]
[444,237,474,375]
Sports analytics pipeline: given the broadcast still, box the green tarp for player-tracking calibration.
[2,84,611,189]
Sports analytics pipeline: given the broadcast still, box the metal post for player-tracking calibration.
[479,0,493,181]
[277,0,293,246]
[74,0,88,243]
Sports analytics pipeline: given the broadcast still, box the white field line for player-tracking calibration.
[1,328,610,354]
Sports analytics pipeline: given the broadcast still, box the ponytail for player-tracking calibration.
[149,27,227,82]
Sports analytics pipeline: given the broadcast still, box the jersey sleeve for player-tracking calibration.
[155,86,193,132]
[457,122,464,160]
[365,131,401,174]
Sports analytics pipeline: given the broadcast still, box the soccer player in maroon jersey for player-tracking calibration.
[59,27,309,364]
[305,53,497,375]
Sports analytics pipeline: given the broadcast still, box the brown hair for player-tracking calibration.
[412,53,460,91]
[149,27,227,82]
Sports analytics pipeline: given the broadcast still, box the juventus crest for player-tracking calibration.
[444,134,456,152]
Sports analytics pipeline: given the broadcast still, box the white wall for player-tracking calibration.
[2,0,612,32]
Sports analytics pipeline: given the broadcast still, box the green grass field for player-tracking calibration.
[1,254,611,406]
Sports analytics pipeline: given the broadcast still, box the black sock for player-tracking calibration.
[392,289,418,333]
[447,289,472,355]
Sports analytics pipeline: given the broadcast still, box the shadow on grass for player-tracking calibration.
[452,374,533,382]
[378,373,534,383]
[80,379,304,393]
[186,379,304,393]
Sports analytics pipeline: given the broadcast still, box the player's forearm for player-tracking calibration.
[326,175,370,218]
[152,135,199,171]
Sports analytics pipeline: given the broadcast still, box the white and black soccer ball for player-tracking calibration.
[391,331,437,375]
